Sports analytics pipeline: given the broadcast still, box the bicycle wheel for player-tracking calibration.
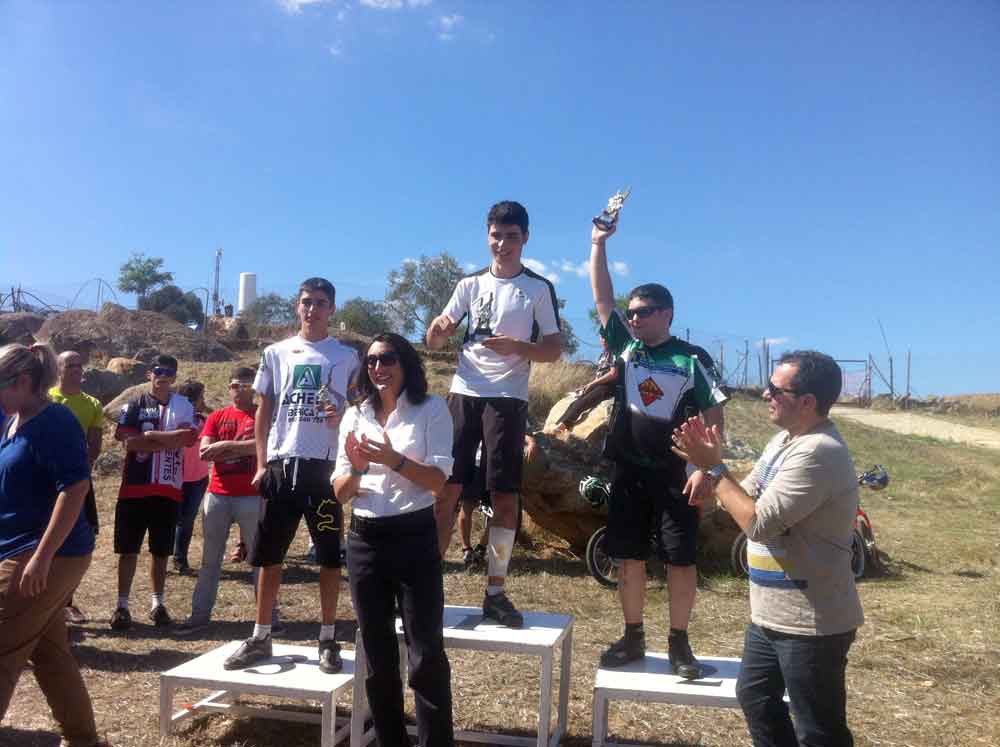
[730,532,750,577]
[585,526,619,589]
[850,527,867,579]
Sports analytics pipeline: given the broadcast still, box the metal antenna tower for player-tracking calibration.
[212,247,223,316]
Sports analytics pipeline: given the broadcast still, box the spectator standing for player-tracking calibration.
[173,380,209,575]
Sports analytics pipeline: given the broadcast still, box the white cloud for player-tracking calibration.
[434,13,463,40]
[559,259,589,278]
[403,257,417,265]
[464,262,479,271]
[756,337,790,348]
[523,258,560,284]
[611,260,629,277]
[328,44,343,56]
[360,0,403,7]
[277,0,329,14]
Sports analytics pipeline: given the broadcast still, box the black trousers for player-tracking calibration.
[348,507,454,747]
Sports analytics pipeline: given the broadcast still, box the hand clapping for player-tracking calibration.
[670,416,724,469]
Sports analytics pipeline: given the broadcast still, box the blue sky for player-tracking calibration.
[2,1,997,396]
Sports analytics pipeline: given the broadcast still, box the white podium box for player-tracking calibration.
[159,641,357,747]
[592,655,742,747]
[350,605,574,747]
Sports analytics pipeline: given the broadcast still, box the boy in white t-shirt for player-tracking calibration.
[426,201,562,627]
[224,278,360,674]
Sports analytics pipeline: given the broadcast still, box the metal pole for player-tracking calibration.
[889,356,895,403]
[906,350,911,409]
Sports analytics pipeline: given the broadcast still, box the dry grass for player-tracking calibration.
[4,362,999,747]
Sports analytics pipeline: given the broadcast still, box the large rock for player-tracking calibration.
[78,359,150,404]
[37,304,235,363]
[0,312,47,344]
[520,391,751,564]
[103,382,152,421]
[106,357,149,379]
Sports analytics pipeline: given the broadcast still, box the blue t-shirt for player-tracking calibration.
[0,403,95,560]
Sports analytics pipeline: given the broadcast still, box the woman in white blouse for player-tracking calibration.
[333,333,454,747]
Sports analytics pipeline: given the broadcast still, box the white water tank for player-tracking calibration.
[237,272,257,314]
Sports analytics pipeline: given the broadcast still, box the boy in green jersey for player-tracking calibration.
[589,218,727,678]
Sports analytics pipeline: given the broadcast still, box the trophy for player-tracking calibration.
[469,293,495,343]
[316,385,343,420]
[593,187,632,230]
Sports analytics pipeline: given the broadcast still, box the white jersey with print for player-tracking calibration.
[254,335,360,462]
[442,266,560,401]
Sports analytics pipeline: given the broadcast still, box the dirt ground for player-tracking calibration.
[831,406,1000,450]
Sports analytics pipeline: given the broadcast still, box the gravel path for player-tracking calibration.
[830,406,1000,450]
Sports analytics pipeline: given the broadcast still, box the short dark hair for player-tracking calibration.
[298,277,335,306]
[231,365,256,381]
[779,350,842,416]
[155,354,179,370]
[486,201,529,233]
[628,283,674,310]
[354,333,428,410]
[177,379,204,405]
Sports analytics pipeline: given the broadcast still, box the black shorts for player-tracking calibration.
[250,458,342,569]
[606,464,699,566]
[447,394,527,494]
[114,495,179,556]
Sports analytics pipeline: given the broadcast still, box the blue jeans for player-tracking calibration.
[174,477,209,567]
[736,623,856,747]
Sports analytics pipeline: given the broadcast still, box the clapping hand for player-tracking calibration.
[481,335,523,357]
[356,432,401,467]
[671,416,723,469]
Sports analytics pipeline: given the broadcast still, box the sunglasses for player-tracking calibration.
[766,381,803,398]
[229,381,254,390]
[625,306,664,320]
[366,352,400,368]
[152,367,177,378]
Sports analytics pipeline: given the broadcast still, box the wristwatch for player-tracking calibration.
[350,465,369,477]
[705,463,728,486]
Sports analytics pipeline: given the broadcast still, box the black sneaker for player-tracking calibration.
[224,636,273,670]
[482,591,524,628]
[318,639,343,674]
[149,604,173,627]
[599,633,646,668]
[174,618,210,637]
[109,607,132,631]
[668,631,702,680]
[462,547,477,568]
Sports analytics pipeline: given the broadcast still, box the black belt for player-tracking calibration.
[350,506,435,538]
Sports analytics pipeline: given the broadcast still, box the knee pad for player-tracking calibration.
[487,526,516,579]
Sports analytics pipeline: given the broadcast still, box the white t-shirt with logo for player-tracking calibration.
[254,335,361,462]
[442,266,560,401]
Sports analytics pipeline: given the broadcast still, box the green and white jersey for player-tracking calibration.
[602,311,727,475]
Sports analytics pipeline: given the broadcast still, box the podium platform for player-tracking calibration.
[592,655,742,747]
[351,605,574,747]
[159,640,357,747]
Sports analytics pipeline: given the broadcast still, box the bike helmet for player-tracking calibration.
[859,464,890,491]
[579,476,611,508]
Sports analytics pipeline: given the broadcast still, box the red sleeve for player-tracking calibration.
[202,409,221,440]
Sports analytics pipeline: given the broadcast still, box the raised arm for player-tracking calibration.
[590,221,618,327]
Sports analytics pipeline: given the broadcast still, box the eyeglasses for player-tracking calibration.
[229,382,253,390]
[366,352,400,368]
[766,381,802,399]
[625,306,664,320]
[300,298,330,309]
[152,367,177,378]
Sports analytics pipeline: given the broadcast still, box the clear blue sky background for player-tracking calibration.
[2,1,997,396]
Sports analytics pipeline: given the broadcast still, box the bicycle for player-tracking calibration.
[584,465,889,588]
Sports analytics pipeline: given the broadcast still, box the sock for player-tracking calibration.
[625,622,645,640]
[252,624,271,641]
[486,584,504,597]
[319,624,336,641]
[486,526,516,581]
[150,593,164,610]
[117,595,129,610]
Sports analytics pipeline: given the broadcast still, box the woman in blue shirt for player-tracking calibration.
[0,343,104,747]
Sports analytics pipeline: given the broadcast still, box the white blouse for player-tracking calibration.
[332,393,454,518]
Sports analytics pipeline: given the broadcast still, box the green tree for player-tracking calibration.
[331,298,392,337]
[587,294,630,335]
[138,284,204,325]
[117,252,173,304]
[386,252,464,337]
[243,292,297,326]
[557,299,579,356]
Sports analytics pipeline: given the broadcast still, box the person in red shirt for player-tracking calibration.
[175,366,279,636]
